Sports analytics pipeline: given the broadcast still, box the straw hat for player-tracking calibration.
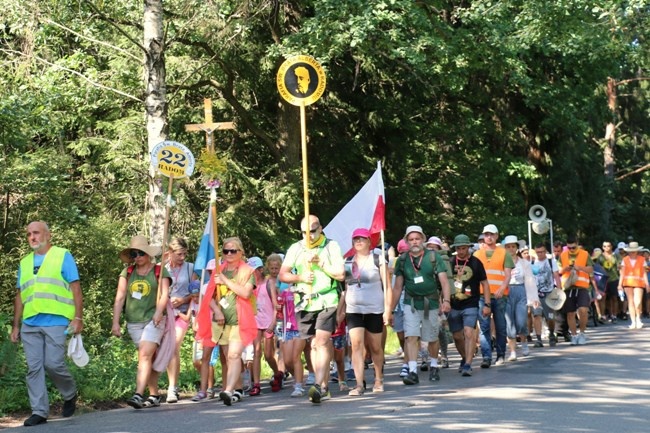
[544,287,567,310]
[624,241,644,253]
[119,235,162,263]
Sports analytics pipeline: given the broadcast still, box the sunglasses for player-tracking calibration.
[301,227,320,235]
[222,248,240,255]
[568,246,577,250]
[129,250,147,259]
[353,237,368,242]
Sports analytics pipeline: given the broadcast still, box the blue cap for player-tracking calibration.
[247,256,264,269]
[188,280,201,295]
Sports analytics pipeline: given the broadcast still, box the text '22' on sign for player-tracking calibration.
[150,141,195,178]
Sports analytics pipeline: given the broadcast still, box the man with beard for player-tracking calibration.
[391,226,451,385]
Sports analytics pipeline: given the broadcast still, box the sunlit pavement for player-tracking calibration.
[6,320,650,433]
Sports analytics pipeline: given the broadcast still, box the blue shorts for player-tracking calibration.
[392,309,405,333]
[331,334,347,350]
[448,308,479,334]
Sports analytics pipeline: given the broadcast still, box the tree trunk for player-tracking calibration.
[143,0,167,244]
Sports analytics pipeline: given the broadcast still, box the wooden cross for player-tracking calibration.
[184,98,234,152]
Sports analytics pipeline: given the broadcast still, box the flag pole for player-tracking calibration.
[210,188,221,301]
[300,100,311,249]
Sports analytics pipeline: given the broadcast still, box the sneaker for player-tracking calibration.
[494,356,505,366]
[305,372,316,386]
[291,385,305,397]
[563,332,572,342]
[428,367,440,381]
[522,343,530,356]
[345,369,355,381]
[420,360,429,371]
[330,370,339,383]
[461,364,473,377]
[62,394,77,417]
[508,351,517,362]
[249,383,261,396]
[399,364,409,378]
[629,322,637,330]
[577,333,587,345]
[402,371,419,385]
[308,385,322,403]
[166,388,178,404]
[611,316,618,323]
[24,414,47,426]
[570,335,579,346]
[440,358,450,368]
[480,358,491,369]
[637,320,644,329]
[219,391,232,406]
[526,335,533,343]
[271,371,284,392]
[126,393,144,409]
[458,358,466,373]
[549,334,557,347]
[534,340,544,348]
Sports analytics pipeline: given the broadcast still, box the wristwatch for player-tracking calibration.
[484,303,491,308]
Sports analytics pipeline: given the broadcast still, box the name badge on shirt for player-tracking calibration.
[219,297,230,309]
[414,276,424,284]
[454,281,463,290]
[132,291,142,300]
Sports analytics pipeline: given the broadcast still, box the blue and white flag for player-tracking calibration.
[194,208,215,274]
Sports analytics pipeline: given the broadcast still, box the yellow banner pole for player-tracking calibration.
[300,100,311,249]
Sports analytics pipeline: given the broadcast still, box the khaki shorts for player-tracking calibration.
[403,306,440,342]
[212,323,241,346]
[127,319,165,348]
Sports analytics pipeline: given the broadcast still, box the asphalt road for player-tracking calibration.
[5,321,650,433]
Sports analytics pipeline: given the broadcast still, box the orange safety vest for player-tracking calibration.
[473,247,508,296]
[621,256,647,288]
[560,249,590,289]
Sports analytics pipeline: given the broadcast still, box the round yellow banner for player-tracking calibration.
[277,55,326,106]
[150,141,195,178]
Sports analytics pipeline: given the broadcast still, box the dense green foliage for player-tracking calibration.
[0,0,648,415]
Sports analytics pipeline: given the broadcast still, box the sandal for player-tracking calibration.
[249,384,261,396]
[142,395,160,408]
[126,393,144,409]
[348,386,365,396]
[191,391,207,402]
[373,380,384,393]
[339,381,350,392]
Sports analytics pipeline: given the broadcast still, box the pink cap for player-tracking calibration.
[397,239,409,253]
[206,259,216,271]
[352,228,371,239]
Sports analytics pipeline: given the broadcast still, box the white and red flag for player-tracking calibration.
[323,161,386,257]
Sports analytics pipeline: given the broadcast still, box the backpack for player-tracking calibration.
[126,263,162,281]
[396,250,450,297]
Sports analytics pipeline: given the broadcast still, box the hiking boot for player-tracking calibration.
[428,367,440,381]
[62,394,77,417]
[402,371,419,385]
[480,358,491,369]
[24,415,47,427]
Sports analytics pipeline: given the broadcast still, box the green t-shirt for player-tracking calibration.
[282,238,344,312]
[597,253,620,281]
[396,251,448,310]
[121,265,171,323]
[215,268,255,325]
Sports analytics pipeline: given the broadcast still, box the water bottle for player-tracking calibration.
[276,294,285,320]
[618,289,625,302]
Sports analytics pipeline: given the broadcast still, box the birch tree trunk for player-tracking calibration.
[143,0,167,244]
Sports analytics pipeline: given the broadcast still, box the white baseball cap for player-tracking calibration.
[482,224,498,234]
[67,334,89,368]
